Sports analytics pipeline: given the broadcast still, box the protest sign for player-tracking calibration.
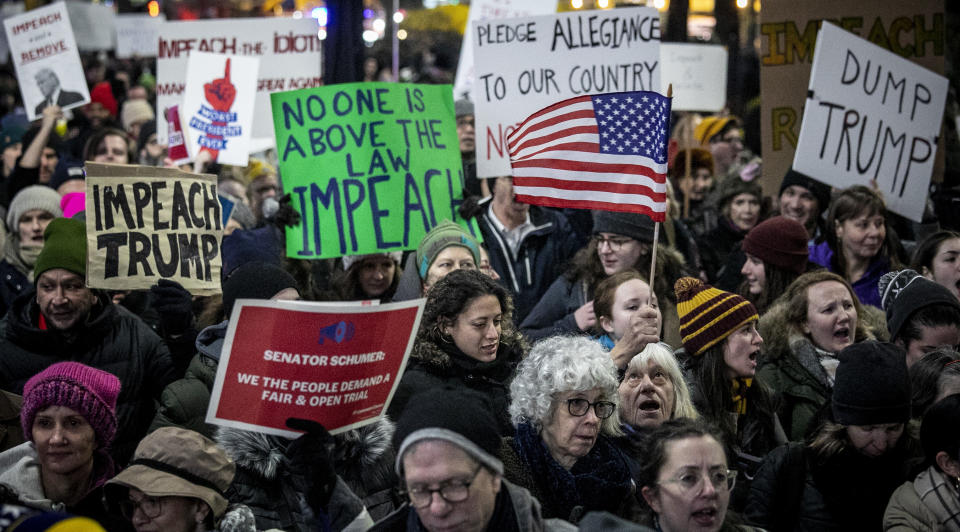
[793,22,947,222]
[182,52,258,167]
[157,17,322,147]
[759,0,945,196]
[84,163,222,295]
[453,0,556,101]
[207,298,424,437]
[115,14,166,58]
[0,3,25,65]
[271,82,477,259]
[472,7,661,177]
[4,3,89,121]
[65,2,115,52]
[164,105,191,165]
[660,43,727,112]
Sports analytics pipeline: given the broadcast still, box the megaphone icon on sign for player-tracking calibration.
[318,321,355,345]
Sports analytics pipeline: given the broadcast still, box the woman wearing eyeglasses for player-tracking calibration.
[501,335,641,524]
[106,427,256,532]
[638,418,758,532]
[521,209,688,349]
[747,342,923,531]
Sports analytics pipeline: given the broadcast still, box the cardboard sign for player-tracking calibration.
[271,82,477,259]
[759,0,945,196]
[65,2,115,51]
[793,22,947,222]
[182,53,258,166]
[472,7,661,177]
[115,14,166,58]
[207,299,425,437]
[453,0,556,100]
[84,163,223,295]
[4,3,89,121]
[157,17,322,147]
[0,3,25,65]
[660,43,727,112]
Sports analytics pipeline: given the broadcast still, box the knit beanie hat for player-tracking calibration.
[393,386,503,476]
[455,99,474,118]
[592,210,656,243]
[224,197,256,231]
[137,120,157,153]
[671,148,715,179]
[220,226,283,276]
[694,116,739,145]
[742,216,809,274]
[222,261,298,318]
[120,99,155,131]
[832,341,910,426]
[712,176,762,211]
[674,277,758,356]
[21,362,120,447]
[89,82,118,117]
[342,252,403,271]
[779,168,831,212]
[6,185,62,230]
[878,269,960,341]
[34,218,86,279]
[416,220,480,280]
[0,124,24,151]
[47,157,85,193]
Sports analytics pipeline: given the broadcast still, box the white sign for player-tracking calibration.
[3,3,89,121]
[157,17,321,147]
[0,3,25,65]
[660,43,727,112]
[473,7,661,177]
[182,52,258,166]
[66,1,115,51]
[793,22,948,222]
[453,0,555,101]
[115,14,166,58]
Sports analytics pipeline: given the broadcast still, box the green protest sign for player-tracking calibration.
[271,82,478,259]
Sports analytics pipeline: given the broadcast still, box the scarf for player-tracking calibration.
[513,421,632,523]
[731,378,753,415]
[3,235,41,280]
[913,465,960,530]
[813,346,839,386]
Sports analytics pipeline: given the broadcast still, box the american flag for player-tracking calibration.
[507,90,671,221]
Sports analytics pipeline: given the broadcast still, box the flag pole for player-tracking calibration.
[650,84,672,294]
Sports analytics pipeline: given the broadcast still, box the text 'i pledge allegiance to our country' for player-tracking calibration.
[475,12,660,50]
[278,85,465,256]
[812,46,937,197]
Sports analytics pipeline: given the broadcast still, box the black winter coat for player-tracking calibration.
[696,218,748,284]
[0,260,28,319]
[0,290,176,464]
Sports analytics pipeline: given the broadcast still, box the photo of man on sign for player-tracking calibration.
[33,67,84,114]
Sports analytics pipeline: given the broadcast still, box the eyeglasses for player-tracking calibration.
[120,495,163,520]
[566,398,616,419]
[658,468,737,494]
[591,235,633,251]
[402,465,482,508]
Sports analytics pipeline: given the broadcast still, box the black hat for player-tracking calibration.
[48,156,85,192]
[221,261,298,318]
[879,269,960,341]
[393,387,503,475]
[592,210,656,243]
[779,168,831,212]
[832,341,911,426]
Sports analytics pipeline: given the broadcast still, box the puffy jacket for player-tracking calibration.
[478,203,583,323]
[0,290,176,464]
[884,466,960,531]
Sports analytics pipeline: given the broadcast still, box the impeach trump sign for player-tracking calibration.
[271,82,474,259]
[207,299,424,437]
[84,163,222,295]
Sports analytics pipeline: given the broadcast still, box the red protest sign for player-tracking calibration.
[207,299,424,437]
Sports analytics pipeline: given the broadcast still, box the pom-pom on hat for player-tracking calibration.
[674,277,758,356]
[832,341,910,426]
[742,216,809,274]
[415,220,480,280]
[21,362,120,447]
[878,269,960,342]
[34,218,86,279]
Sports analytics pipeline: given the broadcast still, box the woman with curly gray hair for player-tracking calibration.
[501,335,640,524]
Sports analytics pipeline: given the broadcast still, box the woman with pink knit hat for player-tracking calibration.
[0,361,128,529]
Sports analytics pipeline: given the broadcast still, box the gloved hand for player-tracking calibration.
[273,193,302,228]
[285,418,337,512]
[150,279,194,336]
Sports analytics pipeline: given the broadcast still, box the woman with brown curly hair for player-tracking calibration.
[387,269,525,435]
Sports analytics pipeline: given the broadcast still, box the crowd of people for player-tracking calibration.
[0,46,956,532]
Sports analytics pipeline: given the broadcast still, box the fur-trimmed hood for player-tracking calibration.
[758,298,889,363]
[215,418,395,483]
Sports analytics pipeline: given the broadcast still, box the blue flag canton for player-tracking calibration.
[591,92,669,164]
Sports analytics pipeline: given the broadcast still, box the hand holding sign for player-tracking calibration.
[284,417,337,513]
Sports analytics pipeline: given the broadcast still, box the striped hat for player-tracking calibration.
[674,277,758,356]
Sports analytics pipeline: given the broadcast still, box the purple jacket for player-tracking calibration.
[808,241,890,309]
